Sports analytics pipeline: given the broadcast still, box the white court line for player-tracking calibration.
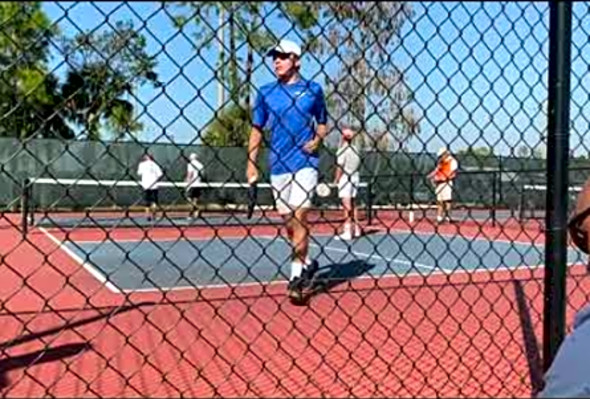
[45,229,566,295]
[39,227,122,294]
[382,226,544,247]
[122,279,289,293]
[121,238,447,294]
[66,233,337,244]
[309,242,450,273]
[65,227,536,248]
[123,261,566,294]
[69,233,442,273]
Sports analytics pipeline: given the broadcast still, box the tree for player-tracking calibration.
[458,146,493,158]
[517,145,531,158]
[284,2,420,150]
[168,2,317,146]
[201,102,252,146]
[60,21,160,140]
[0,2,73,139]
[169,2,418,148]
[169,2,276,108]
[456,145,499,169]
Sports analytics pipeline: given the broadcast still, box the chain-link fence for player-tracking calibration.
[0,1,588,397]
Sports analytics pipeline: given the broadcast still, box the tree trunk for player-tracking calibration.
[245,33,253,110]
[217,6,225,109]
[228,6,239,106]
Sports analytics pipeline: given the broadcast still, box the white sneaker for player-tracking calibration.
[341,223,354,240]
[337,231,353,240]
[354,225,362,237]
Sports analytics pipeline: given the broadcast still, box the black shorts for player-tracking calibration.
[144,189,158,205]
[188,187,201,199]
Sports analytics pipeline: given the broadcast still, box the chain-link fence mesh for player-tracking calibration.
[0,1,588,397]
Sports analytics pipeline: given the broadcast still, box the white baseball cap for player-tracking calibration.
[189,153,197,161]
[437,147,449,157]
[267,39,302,57]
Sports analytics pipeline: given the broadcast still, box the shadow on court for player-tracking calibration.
[0,301,155,390]
[512,279,545,396]
[296,260,376,305]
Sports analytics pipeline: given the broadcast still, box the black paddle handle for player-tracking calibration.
[247,182,258,219]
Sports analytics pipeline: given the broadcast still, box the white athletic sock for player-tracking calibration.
[291,261,304,280]
[344,223,351,234]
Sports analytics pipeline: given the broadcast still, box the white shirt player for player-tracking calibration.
[186,156,204,188]
[336,142,361,180]
[137,157,163,190]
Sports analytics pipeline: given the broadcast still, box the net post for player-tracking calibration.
[366,182,373,225]
[21,178,30,238]
[409,172,415,206]
[518,185,526,223]
[543,0,572,374]
[498,158,504,205]
[491,172,497,227]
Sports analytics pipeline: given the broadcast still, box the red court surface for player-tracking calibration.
[1,211,588,397]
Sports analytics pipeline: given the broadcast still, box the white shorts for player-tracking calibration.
[338,174,360,199]
[270,167,318,215]
[435,181,453,202]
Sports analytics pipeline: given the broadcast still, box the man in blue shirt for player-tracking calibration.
[539,177,590,397]
[246,39,328,303]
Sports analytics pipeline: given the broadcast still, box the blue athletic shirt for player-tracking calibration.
[252,79,327,175]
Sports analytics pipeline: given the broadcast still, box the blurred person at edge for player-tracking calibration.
[539,176,590,398]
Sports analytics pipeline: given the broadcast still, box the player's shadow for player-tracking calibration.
[512,279,545,396]
[299,259,376,304]
[0,301,154,391]
[0,343,90,389]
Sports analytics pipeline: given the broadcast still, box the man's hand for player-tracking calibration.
[303,136,322,154]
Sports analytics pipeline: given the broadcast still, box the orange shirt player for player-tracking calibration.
[427,147,458,224]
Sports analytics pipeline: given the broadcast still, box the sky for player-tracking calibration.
[39,2,590,157]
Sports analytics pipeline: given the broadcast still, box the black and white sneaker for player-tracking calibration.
[287,276,304,302]
[301,260,319,291]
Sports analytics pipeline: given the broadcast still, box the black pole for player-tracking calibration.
[409,173,415,206]
[498,158,504,206]
[519,186,525,223]
[491,172,497,227]
[21,178,29,238]
[543,1,572,373]
[366,182,373,225]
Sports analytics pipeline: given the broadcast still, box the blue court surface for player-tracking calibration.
[62,231,584,292]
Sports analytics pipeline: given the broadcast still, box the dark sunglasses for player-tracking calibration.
[568,206,590,254]
[272,52,292,61]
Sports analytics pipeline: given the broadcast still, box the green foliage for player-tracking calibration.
[0,4,158,140]
[174,2,278,104]
[0,2,73,138]
[201,103,253,147]
[169,2,416,148]
[0,2,57,67]
[61,21,160,140]
[457,146,494,158]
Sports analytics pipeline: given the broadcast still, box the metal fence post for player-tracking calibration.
[21,178,29,238]
[543,0,572,374]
